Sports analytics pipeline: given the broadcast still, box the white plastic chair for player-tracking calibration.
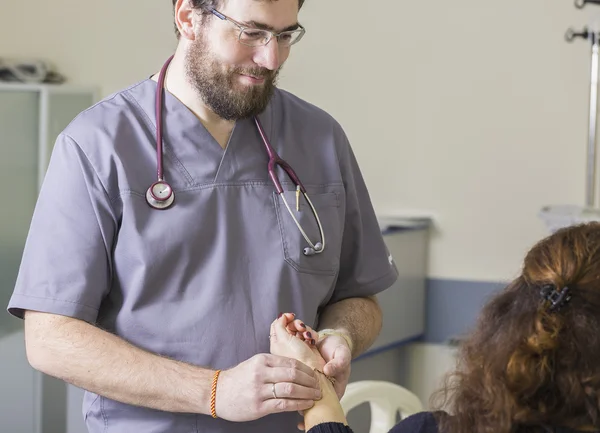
[340,381,424,433]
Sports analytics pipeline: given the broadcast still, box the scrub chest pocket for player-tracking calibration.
[274,190,343,275]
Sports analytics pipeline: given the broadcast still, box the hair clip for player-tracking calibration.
[540,285,571,312]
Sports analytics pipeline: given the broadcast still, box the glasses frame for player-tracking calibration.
[209,9,306,47]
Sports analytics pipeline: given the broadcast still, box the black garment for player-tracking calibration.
[306,411,600,433]
[306,412,437,433]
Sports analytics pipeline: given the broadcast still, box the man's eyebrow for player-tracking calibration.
[243,20,301,32]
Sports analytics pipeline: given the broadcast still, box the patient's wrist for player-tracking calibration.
[292,352,325,371]
[304,373,347,429]
[302,358,326,371]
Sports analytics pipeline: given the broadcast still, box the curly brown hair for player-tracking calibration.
[433,222,600,433]
[172,0,306,38]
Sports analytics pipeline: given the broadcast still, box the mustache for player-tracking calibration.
[233,67,276,80]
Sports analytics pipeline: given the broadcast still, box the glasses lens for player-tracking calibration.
[239,29,271,46]
[239,28,305,47]
[278,29,305,47]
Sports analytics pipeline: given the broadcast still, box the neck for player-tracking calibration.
[151,50,235,139]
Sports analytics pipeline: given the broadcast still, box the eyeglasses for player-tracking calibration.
[210,9,306,47]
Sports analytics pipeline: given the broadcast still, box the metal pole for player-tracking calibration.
[586,32,599,207]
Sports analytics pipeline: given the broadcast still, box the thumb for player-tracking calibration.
[323,346,351,376]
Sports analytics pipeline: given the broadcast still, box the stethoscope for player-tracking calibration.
[146,55,325,256]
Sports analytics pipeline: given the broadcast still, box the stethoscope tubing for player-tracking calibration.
[147,55,325,256]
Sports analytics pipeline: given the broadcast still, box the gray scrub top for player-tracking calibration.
[7,78,399,433]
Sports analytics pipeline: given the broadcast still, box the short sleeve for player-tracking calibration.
[330,129,399,303]
[7,134,117,323]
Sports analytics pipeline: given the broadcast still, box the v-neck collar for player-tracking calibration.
[126,79,276,186]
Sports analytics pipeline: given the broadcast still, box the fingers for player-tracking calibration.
[263,397,315,415]
[265,381,321,401]
[323,346,352,377]
[323,356,351,399]
[266,355,318,381]
[264,356,321,390]
[279,312,295,324]
[271,314,295,342]
[266,365,320,390]
[286,318,306,333]
[287,320,317,345]
[333,381,347,400]
[281,316,317,346]
[323,360,347,377]
[259,353,321,416]
[297,410,306,430]
[272,315,317,347]
[302,329,317,346]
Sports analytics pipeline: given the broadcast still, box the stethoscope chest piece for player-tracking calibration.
[146,55,326,255]
[146,180,175,210]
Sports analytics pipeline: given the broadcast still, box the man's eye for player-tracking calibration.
[243,30,266,39]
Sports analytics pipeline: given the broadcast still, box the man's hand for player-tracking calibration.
[215,353,321,422]
[317,334,352,399]
[296,333,352,431]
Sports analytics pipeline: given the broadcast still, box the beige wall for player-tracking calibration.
[1,0,598,281]
[0,0,176,96]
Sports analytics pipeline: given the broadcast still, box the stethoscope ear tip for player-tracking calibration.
[303,247,315,256]
[303,242,323,256]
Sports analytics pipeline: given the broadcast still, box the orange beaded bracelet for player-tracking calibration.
[210,370,221,419]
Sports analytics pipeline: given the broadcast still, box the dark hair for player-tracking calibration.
[172,0,306,38]
[433,222,600,433]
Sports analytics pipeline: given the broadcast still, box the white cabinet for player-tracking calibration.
[0,83,97,433]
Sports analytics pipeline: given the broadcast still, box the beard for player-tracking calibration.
[185,35,280,121]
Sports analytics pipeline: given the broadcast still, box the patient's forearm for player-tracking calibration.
[304,373,348,431]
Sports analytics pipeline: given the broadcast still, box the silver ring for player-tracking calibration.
[272,383,277,399]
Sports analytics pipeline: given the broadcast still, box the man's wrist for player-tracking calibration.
[317,329,354,353]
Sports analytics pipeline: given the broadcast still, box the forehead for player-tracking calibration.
[220,0,299,30]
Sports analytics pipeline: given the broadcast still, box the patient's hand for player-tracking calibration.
[270,313,326,371]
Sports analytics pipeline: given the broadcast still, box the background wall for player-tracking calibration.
[2,0,600,431]
[1,0,596,282]
[281,0,599,282]
[0,0,176,100]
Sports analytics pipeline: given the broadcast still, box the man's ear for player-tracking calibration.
[174,0,197,40]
